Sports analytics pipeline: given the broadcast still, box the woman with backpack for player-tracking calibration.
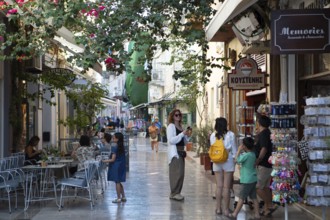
[210,117,237,216]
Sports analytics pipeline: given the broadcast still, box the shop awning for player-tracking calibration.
[205,0,257,42]
[148,92,175,106]
[100,97,117,106]
[129,103,148,111]
[246,88,266,96]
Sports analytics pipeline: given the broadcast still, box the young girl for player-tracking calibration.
[103,132,127,203]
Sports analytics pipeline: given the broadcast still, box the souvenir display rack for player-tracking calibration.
[269,103,301,220]
[301,96,330,217]
[236,105,255,140]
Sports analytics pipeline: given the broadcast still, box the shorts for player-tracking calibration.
[212,159,235,172]
[150,137,158,142]
[239,182,257,200]
[256,166,272,189]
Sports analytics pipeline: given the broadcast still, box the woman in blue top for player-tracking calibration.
[229,137,260,220]
[103,132,126,203]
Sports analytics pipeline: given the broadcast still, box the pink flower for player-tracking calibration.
[90,33,96,38]
[7,8,18,16]
[0,2,7,10]
[105,57,116,65]
[98,5,105,11]
[87,9,99,17]
[16,0,25,6]
[0,36,4,41]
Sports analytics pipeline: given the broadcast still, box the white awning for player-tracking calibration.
[246,88,266,97]
[205,0,257,42]
[100,97,117,106]
[129,103,148,111]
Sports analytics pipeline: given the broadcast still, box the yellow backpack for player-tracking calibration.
[208,138,228,163]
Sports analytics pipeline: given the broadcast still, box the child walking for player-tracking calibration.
[103,132,127,203]
[228,137,260,220]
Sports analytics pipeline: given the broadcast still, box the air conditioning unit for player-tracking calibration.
[25,56,43,73]
[232,12,265,45]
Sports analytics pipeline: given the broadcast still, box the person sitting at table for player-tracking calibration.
[71,135,96,173]
[25,136,42,165]
[100,133,112,153]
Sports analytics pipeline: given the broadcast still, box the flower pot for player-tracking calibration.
[41,161,47,167]
[200,152,208,165]
[186,142,193,151]
[204,155,211,171]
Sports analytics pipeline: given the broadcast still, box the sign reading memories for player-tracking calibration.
[228,57,265,90]
[271,9,330,54]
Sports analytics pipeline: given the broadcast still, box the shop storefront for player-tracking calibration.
[206,1,330,218]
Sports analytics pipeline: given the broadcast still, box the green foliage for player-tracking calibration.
[0,0,221,81]
[191,123,213,155]
[59,82,108,136]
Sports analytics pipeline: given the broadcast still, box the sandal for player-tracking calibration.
[265,206,278,216]
[121,197,127,202]
[215,209,222,215]
[226,213,237,220]
[112,198,121,203]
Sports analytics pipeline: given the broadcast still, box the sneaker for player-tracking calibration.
[121,197,127,202]
[172,194,184,201]
[112,198,121,203]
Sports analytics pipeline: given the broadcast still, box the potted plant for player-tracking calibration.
[160,126,167,143]
[49,146,61,161]
[40,153,48,167]
[193,123,213,170]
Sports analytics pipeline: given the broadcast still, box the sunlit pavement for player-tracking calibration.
[0,136,326,220]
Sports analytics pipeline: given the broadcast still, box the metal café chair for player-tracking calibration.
[58,160,99,210]
[99,152,111,192]
[0,170,20,213]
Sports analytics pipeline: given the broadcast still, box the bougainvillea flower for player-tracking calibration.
[87,9,99,17]
[105,57,116,65]
[90,33,96,38]
[16,0,26,7]
[0,2,7,10]
[98,5,105,11]
[7,8,18,16]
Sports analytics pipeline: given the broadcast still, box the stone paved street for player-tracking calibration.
[0,136,327,220]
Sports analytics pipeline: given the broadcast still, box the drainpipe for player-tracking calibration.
[279,54,288,103]
[279,0,289,103]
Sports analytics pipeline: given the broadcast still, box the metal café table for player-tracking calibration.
[37,158,74,178]
[22,164,67,210]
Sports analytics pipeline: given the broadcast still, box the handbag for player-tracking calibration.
[177,150,187,158]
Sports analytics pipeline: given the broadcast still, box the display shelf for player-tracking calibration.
[301,96,330,211]
[236,106,255,138]
[269,103,302,207]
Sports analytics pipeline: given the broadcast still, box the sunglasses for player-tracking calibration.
[174,113,182,117]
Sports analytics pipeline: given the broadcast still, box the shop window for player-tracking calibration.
[298,53,330,78]
[319,53,330,72]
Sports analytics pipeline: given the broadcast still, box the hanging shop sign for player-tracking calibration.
[228,57,265,90]
[271,9,330,54]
